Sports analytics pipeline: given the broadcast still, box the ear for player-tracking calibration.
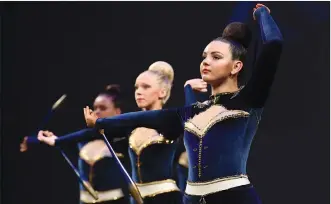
[158,88,167,100]
[231,60,243,75]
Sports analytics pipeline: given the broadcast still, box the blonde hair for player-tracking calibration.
[147,61,174,105]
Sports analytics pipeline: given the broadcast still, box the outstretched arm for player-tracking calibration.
[20,130,60,152]
[38,128,101,147]
[46,107,189,147]
[54,128,101,146]
[95,108,185,139]
[20,136,41,152]
[184,84,197,106]
[240,4,284,108]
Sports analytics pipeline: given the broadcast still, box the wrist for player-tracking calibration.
[254,6,268,20]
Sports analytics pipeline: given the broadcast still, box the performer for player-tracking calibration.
[126,61,182,204]
[38,4,283,204]
[21,85,131,204]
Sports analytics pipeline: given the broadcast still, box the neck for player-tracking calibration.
[142,102,163,111]
[211,78,239,95]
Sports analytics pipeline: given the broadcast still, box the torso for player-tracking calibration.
[128,127,177,183]
[183,92,263,182]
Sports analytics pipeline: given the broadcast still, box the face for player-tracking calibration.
[93,95,120,118]
[200,40,242,85]
[135,72,165,110]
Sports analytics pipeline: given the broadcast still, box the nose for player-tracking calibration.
[135,88,142,96]
[202,58,210,67]
[94,110,101,117]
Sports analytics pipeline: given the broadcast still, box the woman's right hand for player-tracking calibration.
[253,3,271,20]
[37,130,58,146]
[184,78,208,92]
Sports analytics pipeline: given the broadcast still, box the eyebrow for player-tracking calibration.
[202,51,223,55]
[134,82,151,87]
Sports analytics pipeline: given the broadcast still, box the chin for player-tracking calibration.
[201,75,213,83]
[136,102,146,109]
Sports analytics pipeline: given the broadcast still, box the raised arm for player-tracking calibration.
[183,78,208,105]
[184,85,197,106]
[240,5,284,108]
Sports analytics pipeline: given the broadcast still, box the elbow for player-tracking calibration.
[271,37,283,45]
[264,38,283,53]
[266,36,283,46]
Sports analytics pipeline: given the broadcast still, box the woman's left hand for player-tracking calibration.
[83,106,98,127]
[184,78,208,92]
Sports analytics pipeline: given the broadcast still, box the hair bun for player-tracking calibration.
[105,84,121,95]
[222,22,252,49]
[148,61,174,84]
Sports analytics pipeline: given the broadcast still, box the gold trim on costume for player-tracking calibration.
[79,140,124,166]
[80,188,124,203]
[129,128,172,156]
[143,189,180,198]
[198,138,202,177]
[184,105,249,178]
[135,179,180,198]
[135,179,177,186]
[129,128,174,182]
[184,105,250,138]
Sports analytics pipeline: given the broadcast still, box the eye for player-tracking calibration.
[142,84,150,89]
[99,106,107,111]
[213,55,221,60]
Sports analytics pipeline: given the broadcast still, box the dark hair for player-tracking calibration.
[215,22,252,62]
[214,22,252,85]
[98,84,122,109]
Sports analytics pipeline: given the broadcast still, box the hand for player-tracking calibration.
[37,130,58,146]
[20,137,28,152]
[253,3,271,20]
[84,106,98,127]
[184,78,208,92]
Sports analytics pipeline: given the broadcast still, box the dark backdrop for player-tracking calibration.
[1,2,330,204]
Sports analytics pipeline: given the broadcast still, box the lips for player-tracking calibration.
[201,68,210,74]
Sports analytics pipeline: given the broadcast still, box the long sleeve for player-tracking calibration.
[184,84,198,106]
[26,136,42,145]
[55,128,100,147]
[240,6,284,108]
[23,136,45,150]
[95,108,186,140]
